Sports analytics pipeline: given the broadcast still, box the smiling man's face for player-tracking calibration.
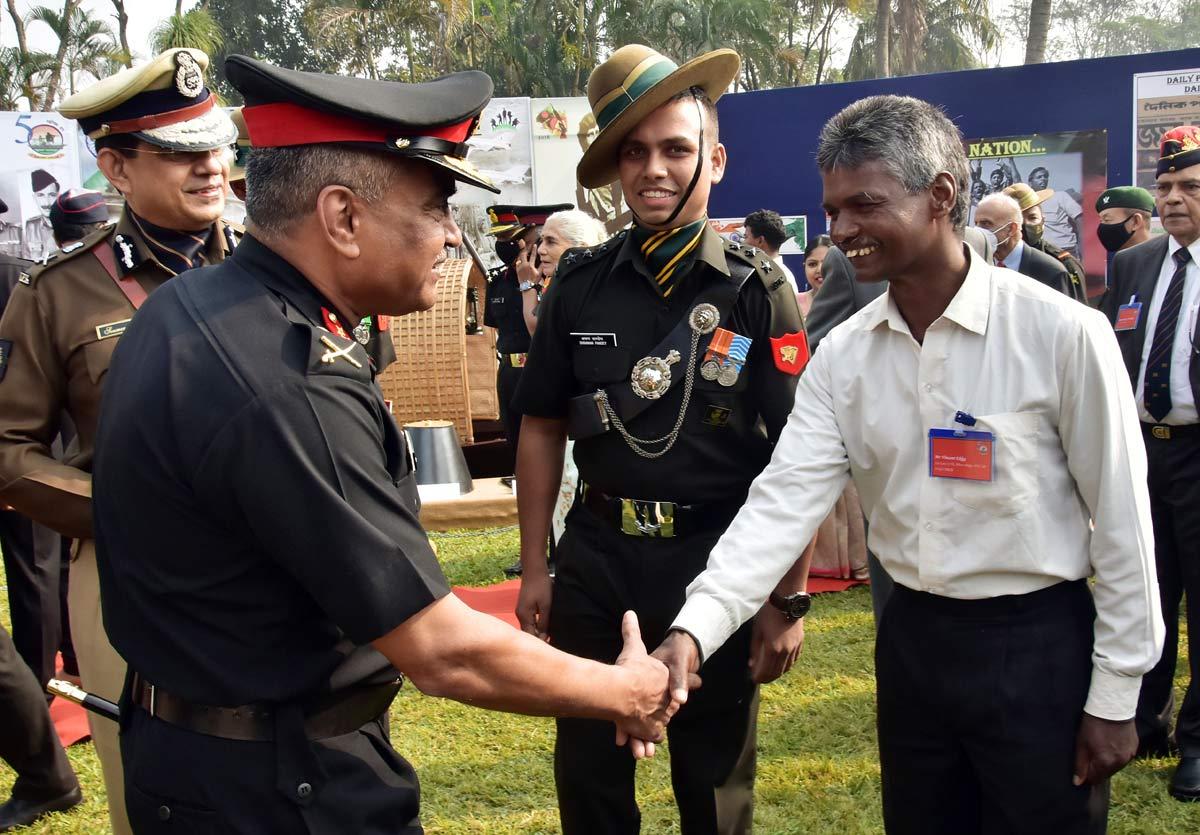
[99,141,228,231]
[617,97,725,230]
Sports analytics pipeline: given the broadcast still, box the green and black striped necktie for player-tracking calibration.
[631,219,706,298]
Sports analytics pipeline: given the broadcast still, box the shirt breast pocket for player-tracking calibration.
[951,411,1041,517]
[572,346,630,385]
[82,335,119,384]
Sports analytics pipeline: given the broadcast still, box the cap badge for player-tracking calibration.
[1102,196,1109,204]
[394,138,411,150]
[174,52,204,98]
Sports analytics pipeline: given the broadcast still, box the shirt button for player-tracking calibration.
[158,805,171,821]
[297,782,313,799]
[924,383,933,392]
[924,522,933,531]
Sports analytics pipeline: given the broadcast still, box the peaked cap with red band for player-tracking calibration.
[1158,125,1200,177]
[486,203,574,237]
[224,55,499,193]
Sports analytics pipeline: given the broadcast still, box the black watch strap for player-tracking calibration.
[768,591,812,621]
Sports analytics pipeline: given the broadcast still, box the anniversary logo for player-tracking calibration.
[964,128,1108,298]
[0,112,84,261]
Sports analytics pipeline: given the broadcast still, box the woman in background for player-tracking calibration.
[797,234,832,317]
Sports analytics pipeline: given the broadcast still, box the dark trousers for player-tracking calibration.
[0,626,77,803]
[551,504,757,834]
[0,508,70,688]
[877,581,1107,835]
[1135,430,1200,755]
[121,707,421,834]
[496,362,524,462]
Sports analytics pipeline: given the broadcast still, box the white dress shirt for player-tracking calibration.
[1001,238,1024,271]
[674,246,1163,721]
[1134,236,1200,425]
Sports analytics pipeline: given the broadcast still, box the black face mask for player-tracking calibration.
[1097,219,1134,253]
[495,239,522,265]
[1022,222,1044,245]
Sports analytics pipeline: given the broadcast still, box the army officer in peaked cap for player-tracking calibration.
[92,56,676,833]
[0,47,238,835]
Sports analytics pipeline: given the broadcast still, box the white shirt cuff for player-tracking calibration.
[671,593,739,664]
[1083,667,1143,721]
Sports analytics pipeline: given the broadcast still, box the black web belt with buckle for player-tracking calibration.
[1141,422,1200,441]
[131,674,401,742]
[580,483,738,538]
[566,255,755,441]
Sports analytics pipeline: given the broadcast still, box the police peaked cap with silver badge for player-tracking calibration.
[59,48,237,152]
[224,55,499,193]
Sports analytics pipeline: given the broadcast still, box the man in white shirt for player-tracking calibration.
[742,209,798,291]
[1100,125,1200,801]
[654,94,1163,834]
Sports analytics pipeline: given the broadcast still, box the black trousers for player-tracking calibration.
[0,508,70,688]
[496,362,524,461]
[0,625,77,803]
[877,581,1107,835]
[121,707,421,834]
[1135,430,1200,755]
[551,504,757,835]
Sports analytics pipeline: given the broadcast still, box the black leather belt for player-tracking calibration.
[131,675,401,742]
[580,483,738,538]
[1141,422,1200,441]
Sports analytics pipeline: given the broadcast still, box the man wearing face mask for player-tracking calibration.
[1097,186,1156,254]
[974,192,1077,299]
[1005,182,1087,303]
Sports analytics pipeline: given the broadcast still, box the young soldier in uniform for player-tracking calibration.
[92,56,676,833]
[514,45,814,833]
[0,49,238,835]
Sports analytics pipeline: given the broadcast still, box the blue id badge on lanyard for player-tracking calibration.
[1115,295,1141,331]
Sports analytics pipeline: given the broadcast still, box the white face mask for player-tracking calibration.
[994,223,1017,251]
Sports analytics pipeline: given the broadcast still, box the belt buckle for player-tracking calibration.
[1152,425,1171,440]
[620,498,675,537]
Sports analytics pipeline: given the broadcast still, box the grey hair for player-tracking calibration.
[545,209,607,248]
[975,192,1022,225]
[816,95,970,231]
[244,145,402,235]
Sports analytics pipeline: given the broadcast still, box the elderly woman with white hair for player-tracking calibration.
[516,208,607,335]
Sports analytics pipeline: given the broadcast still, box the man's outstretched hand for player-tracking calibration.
[612,611,677,758]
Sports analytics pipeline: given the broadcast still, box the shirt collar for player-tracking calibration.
[863,242,991,338]
[1167,234,1200,266]
[1002,239,1024,271]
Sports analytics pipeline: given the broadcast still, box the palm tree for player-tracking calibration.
[1024,0,1052,63]
[307,0,465,80]
[0,46,55,109]
[844,0,998,80]
[28,4,127,95]
[149,6,225,55]
[25,0,80,108]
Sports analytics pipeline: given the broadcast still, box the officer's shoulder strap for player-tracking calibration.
[555,228,627,282]
[721,239,789,295]
[23,223,116,286]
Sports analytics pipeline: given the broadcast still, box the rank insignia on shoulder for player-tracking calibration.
[771,331,810,375]
[17,272,30,285]
[0,339,10,382]
[95,319,131,340]
[321,307,350,340]
[113,235,138,272]
[318,334,363,368]
[61,241,84,254]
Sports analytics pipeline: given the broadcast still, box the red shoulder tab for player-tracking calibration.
[770,331,810,375]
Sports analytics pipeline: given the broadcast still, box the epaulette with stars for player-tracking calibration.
[21,222,117,287]
[722,238,791,295]
[557,228,628,279]
[486,264,507,283]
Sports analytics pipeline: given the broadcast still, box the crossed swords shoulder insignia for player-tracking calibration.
[318,332,363,368]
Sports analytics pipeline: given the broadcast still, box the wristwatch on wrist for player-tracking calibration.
[517,279,541,293]
[768,591,812,621]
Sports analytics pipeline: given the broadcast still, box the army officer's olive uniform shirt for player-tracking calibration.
[0,207,237,539]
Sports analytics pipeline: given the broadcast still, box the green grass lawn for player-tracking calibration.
[2,527,1196,833]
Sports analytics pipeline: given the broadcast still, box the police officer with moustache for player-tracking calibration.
[514,45,815,833]
[484,204,572,458]
[0,49,239,835]
[92,56,675,833]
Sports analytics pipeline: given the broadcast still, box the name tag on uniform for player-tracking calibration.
[1114,296,1141,332]
[95,319,131,340]
[929,429,994,481]
[571,332,617,347]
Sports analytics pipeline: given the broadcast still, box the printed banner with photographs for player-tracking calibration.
[0,112,88,261]
[964,129,1107,297]
[1133,69,1200,193]
[451,97,535,270]
[530,96,632,236]
[707,216,808,254]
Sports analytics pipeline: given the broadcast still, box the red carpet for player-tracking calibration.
[452,575,868,630]
[50,576,867,744]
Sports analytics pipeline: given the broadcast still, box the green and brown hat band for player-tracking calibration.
[595,56,679,132]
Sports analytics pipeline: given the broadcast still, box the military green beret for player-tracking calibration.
[1096,187,1155,213]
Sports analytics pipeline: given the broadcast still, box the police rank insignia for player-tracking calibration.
[175,51,204,98]
[631,349,680,400]
[771,331,811,376]
[114,235,137,271]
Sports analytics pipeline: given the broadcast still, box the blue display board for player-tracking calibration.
[711,48,1200,284]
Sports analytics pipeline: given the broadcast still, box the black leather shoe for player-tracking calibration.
[0,786,83,831]
[1169,756,1200,801]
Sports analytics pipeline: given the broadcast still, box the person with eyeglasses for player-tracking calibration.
[0,48,239,835]
[1101,125,1200,801]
